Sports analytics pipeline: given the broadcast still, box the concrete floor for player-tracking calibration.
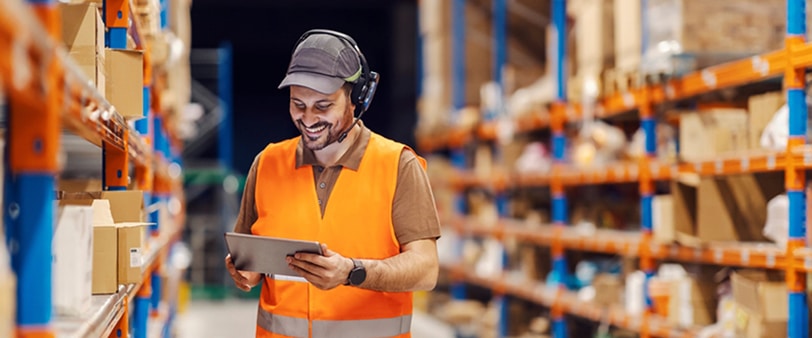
[175,299,455,338]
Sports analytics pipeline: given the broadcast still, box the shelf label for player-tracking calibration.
[805,152,812,166]
[715,160,723,173]
[805,256,812,270]
[669,245,679,257]
[741,157,750,172]
[714,248,723,263]
[751,56,770,76]
[623,93,635,108]
[701,70,718,88]
[694,162,702,173]
[766,252,776,268]
[665,85,676,99]
[741,249,751,265]
[694,248,703,260]
[650,243,662,257]
[670,166,679,178]
[767,155,776,170]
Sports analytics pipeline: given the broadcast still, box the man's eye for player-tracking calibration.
[294,103,306,109]
[316,104,332,110]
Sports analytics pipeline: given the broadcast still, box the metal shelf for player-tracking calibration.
[452,216,808,272]
[446,148,812,190]
[417,43,812,153]
[442,264,703,338]
[54,228,180,338]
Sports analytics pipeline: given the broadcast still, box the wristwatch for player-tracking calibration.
[346,258,366,286]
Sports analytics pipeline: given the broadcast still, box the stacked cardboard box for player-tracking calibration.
[731,270,788,338]
[567,0,614,102]
[417,0,545,138]
[643,0,785,75]
[57,188,150,294]
[60,3,105,93]
[658,172,784,245]
[678,109,749,162]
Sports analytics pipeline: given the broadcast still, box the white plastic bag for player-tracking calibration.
[760,104,789,151]
[763,194,789,249]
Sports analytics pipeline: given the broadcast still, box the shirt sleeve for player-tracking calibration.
[233,155,260,234]
[392,149,442,245]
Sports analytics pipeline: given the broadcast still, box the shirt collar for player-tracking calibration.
[296,121,370,171]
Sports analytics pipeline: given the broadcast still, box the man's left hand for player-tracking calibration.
[287,243,353,290]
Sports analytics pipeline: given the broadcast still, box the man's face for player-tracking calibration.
[289,85,355,151]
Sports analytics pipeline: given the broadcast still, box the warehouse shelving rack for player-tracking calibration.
[0,0,185,336]
[419,0,812,337]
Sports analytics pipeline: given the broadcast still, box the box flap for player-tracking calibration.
[90,200,115,226]
[101,191,144,223]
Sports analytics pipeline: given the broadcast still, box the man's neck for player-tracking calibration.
[314,123,361,166]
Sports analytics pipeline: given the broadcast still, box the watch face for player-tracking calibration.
[350,268,367,285]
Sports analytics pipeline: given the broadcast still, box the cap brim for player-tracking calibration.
[278,72,344,95]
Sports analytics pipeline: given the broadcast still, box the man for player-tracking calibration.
[225,29,442,338]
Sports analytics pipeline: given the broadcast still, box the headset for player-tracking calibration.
[293,29,380,143]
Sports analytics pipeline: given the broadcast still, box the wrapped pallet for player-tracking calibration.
[643,0,784,76]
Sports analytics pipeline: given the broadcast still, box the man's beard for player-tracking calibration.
[297,107,353,151]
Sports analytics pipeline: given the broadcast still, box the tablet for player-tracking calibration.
[224,232,323,277]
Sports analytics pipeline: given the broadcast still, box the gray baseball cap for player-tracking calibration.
[278,33,362,94]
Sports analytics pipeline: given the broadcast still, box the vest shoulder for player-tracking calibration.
[260,137,300,155]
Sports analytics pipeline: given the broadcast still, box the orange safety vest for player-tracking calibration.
[251,132,424,338]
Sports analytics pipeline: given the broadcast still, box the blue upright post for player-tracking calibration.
[218,42,234,171]
[451,0,468,303]
[492,0,510,337]
[551,1,568,337]
[786,0,809,337]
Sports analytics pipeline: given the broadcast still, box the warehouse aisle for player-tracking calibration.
[176,299,456,338]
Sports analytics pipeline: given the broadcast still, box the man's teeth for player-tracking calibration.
[306,125,326,133]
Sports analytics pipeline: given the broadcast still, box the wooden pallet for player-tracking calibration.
[603,68,644,95]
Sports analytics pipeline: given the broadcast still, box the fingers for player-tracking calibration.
[287,256,326,276]
[320,243,335,256]
[225,255,253,292]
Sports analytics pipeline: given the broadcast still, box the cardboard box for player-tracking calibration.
[118,223,146,284]
[652,194,675,243]
[105,49,144,119]
[58,178,103,193]
[667,276,717,327]
[748,92,785,150]
[91,200,118,294]
[593,274,623,306]
[569,0,615,76]
[613,0,641,71]
[53,204,94,316]
[59,3,105,93]
[734,304,788,338]
[102,190,146,223]
[0,271,13,338]
[697,173,784,242]
[670,175,700,246]
[679,109,749,162]
[732,270,788,322]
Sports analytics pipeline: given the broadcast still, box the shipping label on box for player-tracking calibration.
[105,49,144,119]
[117,222,147,284]
[91,200,118,294]
[53,204,94,316]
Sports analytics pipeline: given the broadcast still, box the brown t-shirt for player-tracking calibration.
[233,125,441,245]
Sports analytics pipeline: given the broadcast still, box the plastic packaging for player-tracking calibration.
[763,194,789,249]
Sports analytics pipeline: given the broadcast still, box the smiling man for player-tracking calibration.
[225,29,441,338]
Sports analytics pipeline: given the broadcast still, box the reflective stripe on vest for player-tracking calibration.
[258,305,411,338]
[257,306,308,337]
[312,315,412,338]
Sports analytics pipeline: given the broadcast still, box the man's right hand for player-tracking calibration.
[225,254,262,291]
